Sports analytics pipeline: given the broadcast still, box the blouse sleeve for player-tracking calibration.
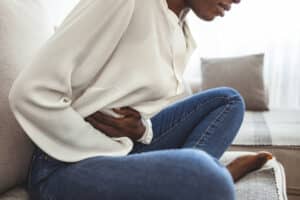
[137,118,154,144]
[8,0,136,162]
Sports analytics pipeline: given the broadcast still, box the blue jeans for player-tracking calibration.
[27,87,245,200]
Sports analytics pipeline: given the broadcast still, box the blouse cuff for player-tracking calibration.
[137,117,153,144]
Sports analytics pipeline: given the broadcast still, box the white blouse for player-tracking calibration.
[8,0,196,162]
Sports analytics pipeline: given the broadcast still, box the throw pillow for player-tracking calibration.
[200,53,269,110]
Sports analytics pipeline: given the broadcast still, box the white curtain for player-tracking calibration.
[184,0,300,109]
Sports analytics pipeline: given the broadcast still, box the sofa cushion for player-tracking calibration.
[0,0,53,194]
[221,151,288,200]
[0,185,29,200]
[231,109,300,199]
[200,53,269,111]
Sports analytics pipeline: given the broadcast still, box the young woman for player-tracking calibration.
[9,0,272,199]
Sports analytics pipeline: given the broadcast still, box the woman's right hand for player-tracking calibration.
[84,107,146,141]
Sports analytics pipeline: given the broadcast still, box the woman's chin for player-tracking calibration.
[200,15,216,21]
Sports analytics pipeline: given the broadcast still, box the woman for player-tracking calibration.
[9,0,272,199]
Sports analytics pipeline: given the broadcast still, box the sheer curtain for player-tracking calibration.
[184,0,300,109]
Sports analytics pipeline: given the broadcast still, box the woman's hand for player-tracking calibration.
[84,106,146,141]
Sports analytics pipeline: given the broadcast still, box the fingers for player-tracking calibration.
[92,111,123,128]
[84,108,146,141]
[87,107,141,129]
[219,2,231,11]
[85,116,123,138]
[112,107,141,119]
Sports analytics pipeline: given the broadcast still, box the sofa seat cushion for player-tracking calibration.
[0,186,29,200]
[221,151,288,200]
[231,109,300,199]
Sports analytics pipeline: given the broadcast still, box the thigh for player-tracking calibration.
[131,87,243,153]
[30,148,234,200]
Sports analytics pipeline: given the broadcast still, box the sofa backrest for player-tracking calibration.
[0,0,53,193]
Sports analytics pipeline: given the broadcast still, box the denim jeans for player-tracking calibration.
[27,87,245,200]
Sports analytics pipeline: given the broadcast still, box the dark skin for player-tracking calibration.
[84,107,145,141]
[84,0,273,182]
[167,0,242,20]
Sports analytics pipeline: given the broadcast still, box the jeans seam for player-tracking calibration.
[192,96,243,148]
[192,101,232,148]
[149,96,229,145]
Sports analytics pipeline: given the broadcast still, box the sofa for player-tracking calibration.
[0,1,289,199]
[230,109,300,200]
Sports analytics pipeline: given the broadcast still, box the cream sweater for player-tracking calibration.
[8,0,196,162]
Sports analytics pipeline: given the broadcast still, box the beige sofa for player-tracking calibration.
[0,1,288,199]
[230,110,300,200]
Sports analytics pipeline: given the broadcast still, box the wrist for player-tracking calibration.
[130,126,146,141]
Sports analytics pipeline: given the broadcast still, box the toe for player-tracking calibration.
[254,152,273,169]
[257,151,273,160]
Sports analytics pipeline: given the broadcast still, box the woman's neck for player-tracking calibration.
[166,0,187,17]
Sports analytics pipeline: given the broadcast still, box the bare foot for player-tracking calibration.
[226,151,273,182]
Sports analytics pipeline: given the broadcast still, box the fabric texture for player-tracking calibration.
[8,0,197,162]
[0,0,53,194]
[233,109,300,146]
[231,109,300,199]
[200,53,269,111]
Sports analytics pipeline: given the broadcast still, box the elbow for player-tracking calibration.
[9,78,70,114]
[8,77,33,114]
[8,81,25,113]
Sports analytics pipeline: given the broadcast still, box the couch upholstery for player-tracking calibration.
[231,109,300,200]
[0,186,29,200]
[221,151,288,200]
[0,0,53,193]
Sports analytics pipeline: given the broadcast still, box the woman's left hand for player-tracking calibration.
[84,106,146,141]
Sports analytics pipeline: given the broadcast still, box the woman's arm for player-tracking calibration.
[85,107,145,141]
[8,0,136,162]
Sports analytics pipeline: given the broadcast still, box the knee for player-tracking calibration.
[218,87,245,106]
[172,149,235,199]
[201,86,246,112]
